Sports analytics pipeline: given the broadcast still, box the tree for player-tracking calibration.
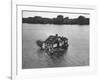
[56,15,64,24]
[78,16,85,25]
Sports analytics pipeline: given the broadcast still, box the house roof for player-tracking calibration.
[45,35,58,44]
[44,35,68,44]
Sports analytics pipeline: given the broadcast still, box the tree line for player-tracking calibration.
[22,15,89,25]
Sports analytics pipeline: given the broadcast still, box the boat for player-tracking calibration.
[36,34,69,55]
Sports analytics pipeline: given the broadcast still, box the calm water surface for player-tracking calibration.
[22,23,89,69]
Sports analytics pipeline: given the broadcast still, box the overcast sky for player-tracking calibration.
[23,11,90,19]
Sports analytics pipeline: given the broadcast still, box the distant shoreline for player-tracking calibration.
[22,15,89,25]
[22,23,89,26]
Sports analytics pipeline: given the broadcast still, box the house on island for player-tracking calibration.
[42,34,69,52]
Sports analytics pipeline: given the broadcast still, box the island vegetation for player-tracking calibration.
[22,15,89,25]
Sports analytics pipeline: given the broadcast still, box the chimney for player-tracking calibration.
[56,34,58,37]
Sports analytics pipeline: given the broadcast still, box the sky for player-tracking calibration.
[22,11,90,19]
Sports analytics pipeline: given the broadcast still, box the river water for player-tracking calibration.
[22,23,89,69]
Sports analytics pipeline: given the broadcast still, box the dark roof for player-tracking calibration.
[44,35,68,44]
[61,37,68,41]
[45,35,58,44]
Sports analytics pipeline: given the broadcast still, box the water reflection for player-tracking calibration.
[37,48,68,67]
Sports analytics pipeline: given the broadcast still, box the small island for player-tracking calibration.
[36,34,69,56]
[22,15,89,25]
